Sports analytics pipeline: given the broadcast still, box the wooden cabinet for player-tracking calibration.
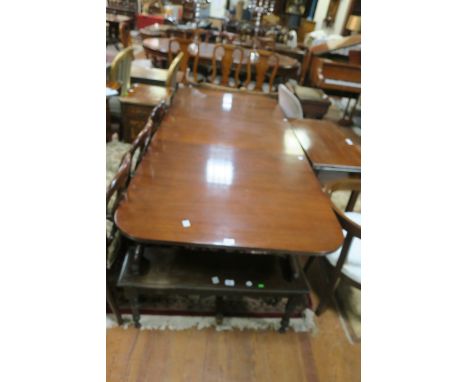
[120,103,154,142]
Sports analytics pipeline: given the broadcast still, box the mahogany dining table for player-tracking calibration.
[115,86,343,257]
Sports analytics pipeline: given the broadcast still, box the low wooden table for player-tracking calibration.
[118,246,310,331]
[289,119,361,173]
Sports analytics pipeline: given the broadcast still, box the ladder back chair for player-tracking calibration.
[210,44,244,88]
[168,38,200,84]
[127,124,152,177]
[149,102,168,136]
[165,52,184,97]
[106,153,132,325]
[305,178,361,315]
[245,49,280,93]
[109,46,134,96]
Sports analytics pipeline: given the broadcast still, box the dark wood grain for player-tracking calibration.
[289,119,361,173]
[115,87,343,256]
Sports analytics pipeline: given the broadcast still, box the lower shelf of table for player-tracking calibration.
[117,246,310,296]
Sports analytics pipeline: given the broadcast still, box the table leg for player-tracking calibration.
[129,289,141,328]
[279,295,303,333]
[215,296,224,325]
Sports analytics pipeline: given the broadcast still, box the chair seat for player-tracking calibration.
[293,85,328,102]
[326,212,361,284]
[131,64,168,86]
[132,59,154,69]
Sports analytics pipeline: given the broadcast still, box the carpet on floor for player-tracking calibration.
[107,294,317,332]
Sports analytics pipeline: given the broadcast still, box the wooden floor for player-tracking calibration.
[107,265,360,382]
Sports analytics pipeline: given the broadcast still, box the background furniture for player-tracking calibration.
[108,46,134,97]
[305,178,361,315]
[278,83,303,119]
[142,37,300,82]
[288,83,330,119]
[209,44,244,88]
[244,49,280,93]
[288,118,361,174]
[119,52,183,142]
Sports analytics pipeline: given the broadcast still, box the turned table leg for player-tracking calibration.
[215,296,224,325]
[129,289,141,329]
[279,295,304,333]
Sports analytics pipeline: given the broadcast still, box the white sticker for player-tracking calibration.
[345,138,353,145]
[223,238,235,246]
[211,276,220,285]
[283,118,288,122]
[298,156,304,161]
[181,219,191,228]
[225,279,235,286]
[246,281,253,287]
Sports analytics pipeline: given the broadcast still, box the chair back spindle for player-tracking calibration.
[245,49,279,93]
[168,38,200,84]
[210,44,244,88]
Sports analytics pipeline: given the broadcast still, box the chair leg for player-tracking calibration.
[315,258,332,316]
[106,282,123,325]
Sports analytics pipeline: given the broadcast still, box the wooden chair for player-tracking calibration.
[244,49,279,93]
[127,124,151,177]
[149,102,168,137]
[168,38,200,84]
[106,153,132,325]
[209,44,244,88]
[304,178,361,315]
[278,84,303,119]
[108,46,134,96]
[119,22,131,48]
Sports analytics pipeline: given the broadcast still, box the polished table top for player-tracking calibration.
[115,87,343,256]
[142,38,299,70]
[289,119,361,172]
